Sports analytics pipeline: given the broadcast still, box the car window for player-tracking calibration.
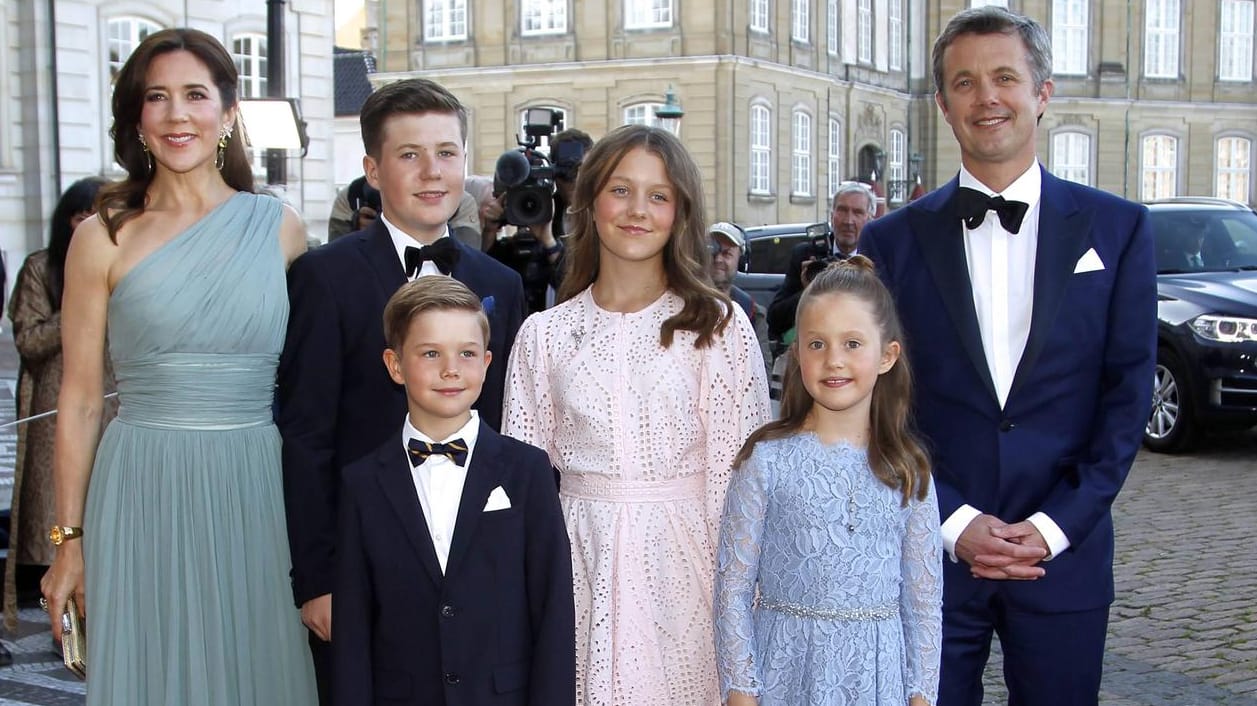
[748,233,807,274]
[1151,208,1257,273]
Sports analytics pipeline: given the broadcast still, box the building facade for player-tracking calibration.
[1,0,337,288]
[368,0,1254,229]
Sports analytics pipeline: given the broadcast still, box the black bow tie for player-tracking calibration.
[956,187,1030,234]
[404,238,460,277]
[407,437,469,467]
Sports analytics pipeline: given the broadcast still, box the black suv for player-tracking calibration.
[731,223,809,310]
[1146,197,1257,452]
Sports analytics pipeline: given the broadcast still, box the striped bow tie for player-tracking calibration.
[407,438,469,467]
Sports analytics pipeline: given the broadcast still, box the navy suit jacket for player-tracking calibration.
[859,168,1156,613]
[332,423,575,706]
[277,221,526,605]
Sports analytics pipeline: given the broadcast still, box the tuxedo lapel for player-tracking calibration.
[910,180,999,403]
[358,221,407,296]
[1008,170,1092,400]
[443,422,504,579]
[374,441,444,587]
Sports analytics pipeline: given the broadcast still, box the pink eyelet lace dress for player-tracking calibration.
[504,287,771,705]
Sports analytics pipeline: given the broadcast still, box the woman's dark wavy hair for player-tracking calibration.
[732,256,931,505]
[557,124,732,348]
[47,177,107,310]
[97,28,252,242]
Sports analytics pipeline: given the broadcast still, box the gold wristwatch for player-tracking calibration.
[48,526,84,546]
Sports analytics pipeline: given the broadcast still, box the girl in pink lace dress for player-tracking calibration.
[503,125,771,705]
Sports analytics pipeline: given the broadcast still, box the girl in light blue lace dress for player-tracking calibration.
[714,256,942,706]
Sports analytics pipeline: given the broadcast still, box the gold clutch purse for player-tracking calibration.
[60,599,86,678]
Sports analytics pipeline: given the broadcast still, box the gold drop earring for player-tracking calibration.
[137,129,154,175]
[216,125,232,171]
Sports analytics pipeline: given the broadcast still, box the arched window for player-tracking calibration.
[1051,131,1091,185]
[107,17,161,82]
[792,110,812,196]
[1216,136,1252,202]
[1141,134,1178,200]
[750,103,772,195]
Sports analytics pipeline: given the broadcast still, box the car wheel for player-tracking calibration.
[1144,346,1199,453]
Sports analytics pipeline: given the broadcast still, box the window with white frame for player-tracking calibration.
[1141,134,1178,200]
[858,0,872,63]
[1216,136,1252,201]
[971,0,1008,6]
[1220,0,1254,81]
[750,0,769,32]
[750,104,772,195]
[827,0,839,55]
[792,0,809,42]
[519,106,568,155]
[1145,0,1180,78]
[889,0,903,70]
[107,17,161,82]
[522,0,566,35]
[626,0,672,29]
[232,34,268,99]
[1053,0,1089,75]
[792,111,812,196]
[232,34,269,179]
[624,103,666,128]
[828,118,843,197]
[425,0,467,41]
[888,129,906,203]
[1051,131,1092,185]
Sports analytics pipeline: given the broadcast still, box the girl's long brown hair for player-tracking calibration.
[732,256,931,505]
[557,124,731,348]
[97,28,254,242]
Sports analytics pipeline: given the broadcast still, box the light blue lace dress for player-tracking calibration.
[714,434,942,705]
[82,193,317,705]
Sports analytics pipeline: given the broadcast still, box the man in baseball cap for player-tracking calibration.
[708,221,770,376]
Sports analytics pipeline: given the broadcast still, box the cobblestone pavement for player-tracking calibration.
[0,308,1252,703]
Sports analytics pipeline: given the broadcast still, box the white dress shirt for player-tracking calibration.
[382,213,453,280]
[403,411,480,573]
[939,162,1070,562]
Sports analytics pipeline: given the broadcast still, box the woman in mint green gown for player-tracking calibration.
[40,28,316,705]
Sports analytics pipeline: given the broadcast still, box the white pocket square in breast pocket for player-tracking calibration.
[483,486,512,512]
[1073,247,1105,274]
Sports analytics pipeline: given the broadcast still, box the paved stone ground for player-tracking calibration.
[0,312,1252,703]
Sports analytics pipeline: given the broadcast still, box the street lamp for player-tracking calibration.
[654,86,685,134]
[237,99,310,155]
[871,147,886,182]
[909,152,924,182]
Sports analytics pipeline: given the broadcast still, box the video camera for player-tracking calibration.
[493,108,565,227]
[802,221,840,281]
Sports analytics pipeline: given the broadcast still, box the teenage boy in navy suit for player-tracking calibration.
[333,276,574,706]
[278,78,526,701]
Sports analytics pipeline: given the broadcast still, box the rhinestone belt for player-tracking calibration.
[757,597,898,622]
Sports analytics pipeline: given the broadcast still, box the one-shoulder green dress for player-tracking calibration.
[82,192,317,705]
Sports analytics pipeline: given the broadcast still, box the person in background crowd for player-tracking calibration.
[4,178,118,639]
[40,27,317,705]
[707,221,770,379]
[767,182,876,342]
[278,77,524,704]
[860,7,1156,705]
[327,174,381,242]
[503,124,771,705]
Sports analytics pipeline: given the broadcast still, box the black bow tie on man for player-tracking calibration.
[956,186,1030,234]
[404,238,461,277]
[407,437,470,467]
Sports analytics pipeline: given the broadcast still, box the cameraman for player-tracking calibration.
[766,181,875,340]
[326,175,381,241]
[486,127,593,314]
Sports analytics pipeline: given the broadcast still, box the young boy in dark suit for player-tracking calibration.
[333,276,574,706]
[278,78,526,699]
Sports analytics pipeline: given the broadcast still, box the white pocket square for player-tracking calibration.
[1073,247,1105,274]
[483,486,512,512]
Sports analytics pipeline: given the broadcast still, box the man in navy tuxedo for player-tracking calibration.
[277,78,526,703]
[859,8,1155,705]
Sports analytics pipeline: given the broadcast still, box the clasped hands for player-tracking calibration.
[955,514,1049,581]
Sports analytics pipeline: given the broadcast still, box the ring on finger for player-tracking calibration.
[38,597,48,612]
